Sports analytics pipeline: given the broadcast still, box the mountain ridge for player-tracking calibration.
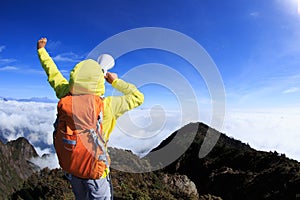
[2,122,300,199]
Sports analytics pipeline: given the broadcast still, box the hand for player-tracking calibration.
[104,72,118,84]
[37,38,47,49]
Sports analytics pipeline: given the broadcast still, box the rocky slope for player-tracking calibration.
[10,150,201,200]
[0,137,39,198]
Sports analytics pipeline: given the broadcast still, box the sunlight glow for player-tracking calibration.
[298,0,300,14]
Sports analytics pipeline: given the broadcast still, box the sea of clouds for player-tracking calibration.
[223,107,300,161]
[0,99,299,171]
[0,99,59,168]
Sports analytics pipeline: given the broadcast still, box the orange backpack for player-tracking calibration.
[54,94,109,179]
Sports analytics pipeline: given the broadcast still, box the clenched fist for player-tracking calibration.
[105,72,118,84]
[37,38,47,49]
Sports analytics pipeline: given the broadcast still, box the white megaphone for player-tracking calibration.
[97,54,115,75]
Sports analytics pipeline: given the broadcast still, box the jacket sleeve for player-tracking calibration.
[108,79,144,118]
[101,80,144,178]
[38,48,69,99]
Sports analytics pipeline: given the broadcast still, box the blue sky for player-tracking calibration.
[1,0,300,161]
[1,0,300,109]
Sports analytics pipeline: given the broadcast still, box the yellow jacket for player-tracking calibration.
[38,48,144,176]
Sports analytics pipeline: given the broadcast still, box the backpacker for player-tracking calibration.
[54,94,109,179]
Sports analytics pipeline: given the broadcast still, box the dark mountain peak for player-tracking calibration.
[0,96,8,101]
[7,137,31,147]
[7,137,38,160]
[151,122,204,153]
[0,137,39,198]
[151,122,252,159]
[152,122,300,199]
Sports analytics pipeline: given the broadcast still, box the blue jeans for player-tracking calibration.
[68,174,113,200]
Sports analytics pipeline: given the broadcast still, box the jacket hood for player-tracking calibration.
[69,59,105,96]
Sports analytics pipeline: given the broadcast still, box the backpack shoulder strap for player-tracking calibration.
[91,96,109,167]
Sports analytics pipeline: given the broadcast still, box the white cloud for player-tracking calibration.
[53,52,83,63]
[24,68,45,75]
[0,100,56,145]
[0,100,58,169]
[60,69,69,74]
[283,87,299,94]
[109,107,199,156]
[30,153,59,169]
[60,69,70,77]
[0,66,46,75]
[226,72,300,108]
[46,40,62,50]
[250,11,259,17]
[34,146,52,156]
[0,45,5,53]
[1,99,299,172]
[0,58,17,65]
[223,107,300,161]
[0,57,17,65]
[0,66,19,71]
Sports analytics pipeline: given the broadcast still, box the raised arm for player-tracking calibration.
[105,72,144,118]
[37,38,69,99]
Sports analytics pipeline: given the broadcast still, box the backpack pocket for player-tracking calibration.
[61,125,77,151]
